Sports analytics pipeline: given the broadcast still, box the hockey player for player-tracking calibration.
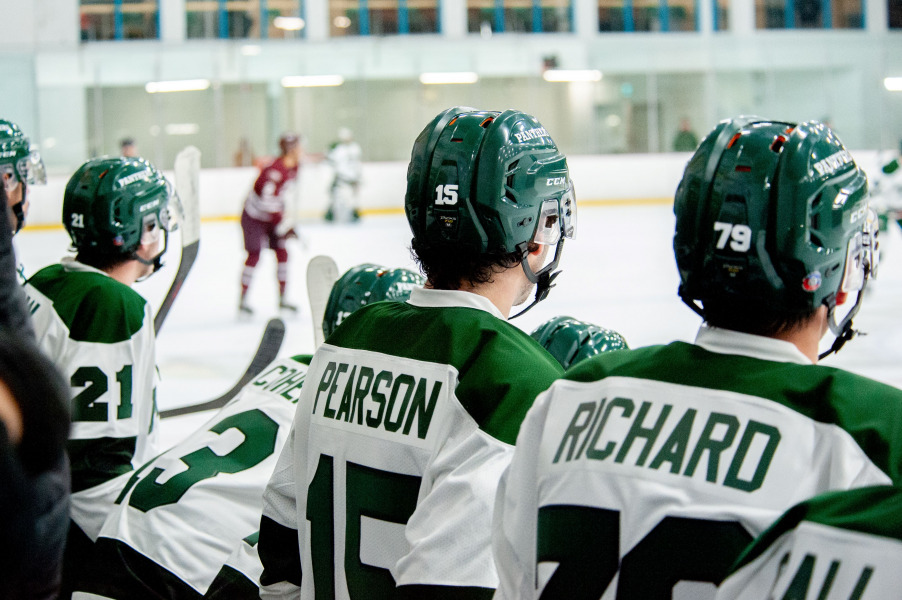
[239,132,304,315]
[257,106,575,598]
[23,156,173,594]
[492,117,902,600]
[0,332,70,600]
[0,118,46,234]
[530,315,628,370]
[324,127,362,222]
[716,485,902,599]
[68,264,422,600]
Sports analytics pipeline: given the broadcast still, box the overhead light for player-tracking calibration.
[241,45,262,56]
[419,72,479,85]
[165,123,200,136]
[542,69,602,83]
[145,79,211,93]
[281,75,345,87]
[884,77,902,91]
[274,16,305,30]
[333,16,352,28]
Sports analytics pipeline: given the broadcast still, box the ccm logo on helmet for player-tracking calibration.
[812,150,853,177]
[513,127,549,143]
[546,177,568,186]
[0,150,17,159]
[139,198,162,213]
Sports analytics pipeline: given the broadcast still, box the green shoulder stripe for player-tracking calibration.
[29,264,147,343]
[330,301,563,445]
[566,343,902,483]
[731,485,902,572]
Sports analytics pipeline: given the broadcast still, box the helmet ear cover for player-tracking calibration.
[322,263,425,338]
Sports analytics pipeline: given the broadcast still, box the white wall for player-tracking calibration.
[24,150,889,227]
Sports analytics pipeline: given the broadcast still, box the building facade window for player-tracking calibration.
[186,0,304,39]
[756,0,863,28]
[329,0,439,35]
[597,0,697,32]
[467,0,573,33]
[80,0,159,41]
[892,0,902,27]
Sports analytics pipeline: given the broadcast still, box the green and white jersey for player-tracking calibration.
[259,288,563,599]
[717,485,902,600]
[204,533,263,599]
[72,355,309,599]
[493,325,902,600]
[24,257,161,539]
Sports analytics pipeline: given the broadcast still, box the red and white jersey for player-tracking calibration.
[244,157,298,222]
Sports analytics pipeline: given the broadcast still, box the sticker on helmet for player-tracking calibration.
[513,127,549,143]
[812,150,852,177]
[802,271,822,291]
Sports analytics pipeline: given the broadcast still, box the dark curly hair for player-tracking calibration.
[702,297,819,337]
[410,237,538,290]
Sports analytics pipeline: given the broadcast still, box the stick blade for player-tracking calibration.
[160,318,286,418]
[307,255,340,347]
[174,145,202,246]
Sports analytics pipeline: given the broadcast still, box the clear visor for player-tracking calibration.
[532,185,577,246]
[166,181,183,233]
[141,212,165,246]
[840,208,879,294]
[16,151,46,186]
[0,164,16,192]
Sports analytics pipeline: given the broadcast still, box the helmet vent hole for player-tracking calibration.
[770,135,787,152]
[480,117,494,128]
[451,137,464,143]
[727,133,742,149]
[735,165,751,172]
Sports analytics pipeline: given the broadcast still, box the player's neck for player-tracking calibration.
[453,266,526,319]
[770,305,829,363]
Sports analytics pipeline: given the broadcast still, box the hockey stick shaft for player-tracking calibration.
[307,255,340,347]
[155,146,202,336]
[160,317,286,418]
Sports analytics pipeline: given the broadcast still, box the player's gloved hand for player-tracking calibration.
[0,333,70,474]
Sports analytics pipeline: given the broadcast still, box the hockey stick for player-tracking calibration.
[307,255,339,347]
[160,317,286,419]
[154,146,202,336]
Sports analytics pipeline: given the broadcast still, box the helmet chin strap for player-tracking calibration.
[10,201,25,234]
[818,280,869,360]
[509,238,564,320]
[133,230,168,281]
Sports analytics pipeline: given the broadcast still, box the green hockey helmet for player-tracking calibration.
[323,263,425,338]
[674,116,877,357]
[63,156,174,271]
[0,119,46,233]
[0,119,46,190]
[530,315,629,370]
[405,107,576,315]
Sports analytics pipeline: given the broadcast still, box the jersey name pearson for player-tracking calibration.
[552,396,781,493]
[313,360,443,441]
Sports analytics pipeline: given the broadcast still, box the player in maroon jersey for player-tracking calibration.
[239,133,302,314]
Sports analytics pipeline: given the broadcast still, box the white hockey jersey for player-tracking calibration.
[493,326,902,600]
[72,355,310,599]
[24,258,161,539]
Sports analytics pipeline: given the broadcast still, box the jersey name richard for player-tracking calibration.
[550,393,782,493]
[312,359,443,441]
